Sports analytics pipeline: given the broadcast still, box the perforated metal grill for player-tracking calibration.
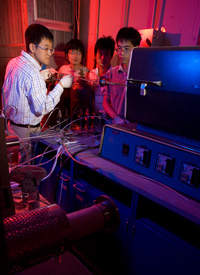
[50,29,73,51]
[4,204,71,274]
[36,0,73,22]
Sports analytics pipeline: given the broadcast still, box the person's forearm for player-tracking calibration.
[103,100,118,119]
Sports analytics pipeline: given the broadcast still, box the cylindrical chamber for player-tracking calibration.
[4,204,71,274]
[3,195,119,274]
[70,79,94,118]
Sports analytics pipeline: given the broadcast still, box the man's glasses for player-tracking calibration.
[68,50,82,55]
[35,44,55,54]
[115,46,132,54]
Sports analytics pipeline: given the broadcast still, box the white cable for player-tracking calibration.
[61,141,96,168]
[58,173,64,205]
[37,141,58,164]
[61,115,111,133]
[40,145,64,182]
[35,150,62,168]
[10,148,59,169]
[40,107,60,132]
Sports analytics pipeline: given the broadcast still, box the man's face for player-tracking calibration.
[33,38,54,66]
[116,40,134,66]
[96,49,112,69]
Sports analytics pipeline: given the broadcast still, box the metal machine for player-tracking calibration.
[0,116,120,274]
[100,46,200,202]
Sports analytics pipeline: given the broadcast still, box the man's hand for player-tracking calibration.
[113,115,129,125]
[40,68,57,80]
[59,75,73,88]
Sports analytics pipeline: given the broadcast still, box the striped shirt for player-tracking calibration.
[103,65,127,118]
[2,50,63,125]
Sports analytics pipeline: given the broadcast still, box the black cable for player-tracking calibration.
[74,0,79,38]
[0,192,9,275]
[54,144,100,203]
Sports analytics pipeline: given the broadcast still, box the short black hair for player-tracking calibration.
[116,27,141,47]
[94,36,115,58]
[64,39,85,60]
[25,24,53,52]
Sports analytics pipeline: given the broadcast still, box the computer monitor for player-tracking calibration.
[126,46,200,141]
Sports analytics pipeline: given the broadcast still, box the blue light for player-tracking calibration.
[129,47,200,94]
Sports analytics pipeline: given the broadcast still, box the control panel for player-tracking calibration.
[99,124,200,201]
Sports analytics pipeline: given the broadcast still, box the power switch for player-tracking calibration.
[135,146,151,167]
[156,154,174,176]
[122,143,130,157]
[180,163,200,188]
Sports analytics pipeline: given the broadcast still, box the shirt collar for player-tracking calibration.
[21,50,42,70]
[97,65,112,76]
[118,64,126,73]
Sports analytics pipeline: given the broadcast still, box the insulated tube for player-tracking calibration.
[3,195,119,274]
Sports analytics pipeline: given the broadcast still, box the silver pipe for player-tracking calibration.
[96,0,101,40]
[124,0,131,27]
[151,0,158,28]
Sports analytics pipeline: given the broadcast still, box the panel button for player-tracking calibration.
[122,143,130,157]
[156,154,174,176]
[135,146,151,167]
[180,163,200,188]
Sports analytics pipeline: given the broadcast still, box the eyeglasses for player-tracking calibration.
[115,46,132,54]
[35,44,55,54]
[68,50,82,55]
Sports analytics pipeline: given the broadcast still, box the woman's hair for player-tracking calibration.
[64,39,85,60]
